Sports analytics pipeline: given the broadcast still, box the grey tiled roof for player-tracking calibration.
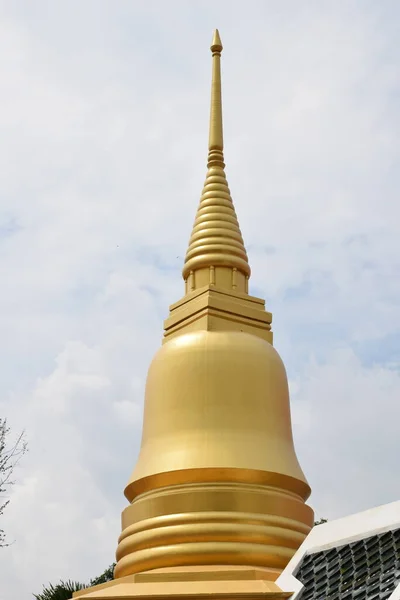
[294,527,400,600]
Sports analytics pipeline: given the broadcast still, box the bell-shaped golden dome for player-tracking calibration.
[126,330,308,494]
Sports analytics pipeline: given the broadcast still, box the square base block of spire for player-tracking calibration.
[163,286,273,344]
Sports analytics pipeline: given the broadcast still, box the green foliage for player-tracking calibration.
[33,580,85,600]
[89,563,116,586]
[33,563,115,599]
[0,418,27,546]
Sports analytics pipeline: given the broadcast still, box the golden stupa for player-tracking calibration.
[76,30,313,599]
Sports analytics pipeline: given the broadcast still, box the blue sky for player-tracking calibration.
[0,1,400,598]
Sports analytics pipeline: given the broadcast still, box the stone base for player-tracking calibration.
[73,566,293,599]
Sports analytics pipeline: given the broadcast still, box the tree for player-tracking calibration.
[34,564,115,600]
[89,564,116,586]
[314,518,328,526]
[33,581,86,600]
[0,418,27,547]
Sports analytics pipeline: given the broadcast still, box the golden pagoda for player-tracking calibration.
[75,30,313,599]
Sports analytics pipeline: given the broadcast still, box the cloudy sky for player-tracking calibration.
[0,0,399,598]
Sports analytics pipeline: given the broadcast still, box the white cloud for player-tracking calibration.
[290,348,400,519]
[0,1,399,598]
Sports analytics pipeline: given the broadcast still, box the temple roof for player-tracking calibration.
[277,500,400,599]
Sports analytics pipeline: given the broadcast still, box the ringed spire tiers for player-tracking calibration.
[183,29,250,295]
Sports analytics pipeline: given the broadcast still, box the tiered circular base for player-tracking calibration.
[115,478,313,578]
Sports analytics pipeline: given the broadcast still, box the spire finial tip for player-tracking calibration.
[211,29,223,53]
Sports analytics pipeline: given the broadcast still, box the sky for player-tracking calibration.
[0,0,399,598]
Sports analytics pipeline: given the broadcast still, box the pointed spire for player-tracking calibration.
[208,29,223,156]
[182,31,250,291]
